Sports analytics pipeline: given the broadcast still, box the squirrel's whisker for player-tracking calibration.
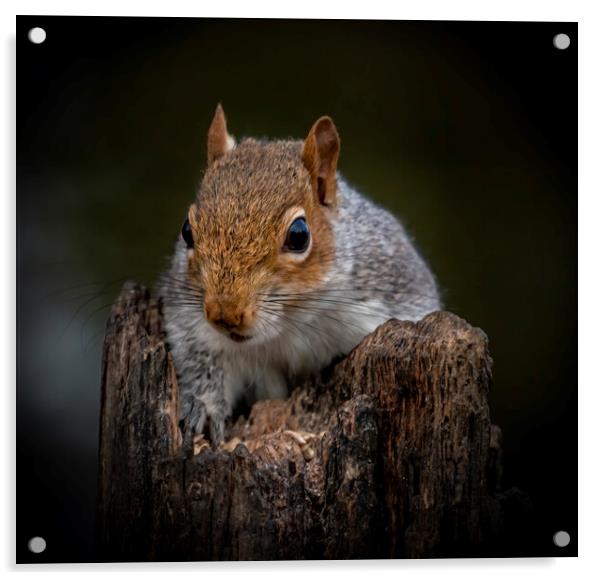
[44,276,129,300]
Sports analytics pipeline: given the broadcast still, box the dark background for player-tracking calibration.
[17,17,577,562]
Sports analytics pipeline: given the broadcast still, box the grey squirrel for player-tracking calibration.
[157,104,441,446]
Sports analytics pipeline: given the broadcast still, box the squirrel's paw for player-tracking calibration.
[179,392,226,453]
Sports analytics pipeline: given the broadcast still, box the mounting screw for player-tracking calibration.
[553,530,570,547]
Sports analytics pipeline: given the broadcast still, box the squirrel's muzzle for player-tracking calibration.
[204,294,255,339]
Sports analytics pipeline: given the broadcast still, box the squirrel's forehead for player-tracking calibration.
[200,141,308,194]
[194,195,294,235]
[197,176,308,215]
[195,141,311,221]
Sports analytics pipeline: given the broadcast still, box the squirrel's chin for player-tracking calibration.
[203,318,280,350]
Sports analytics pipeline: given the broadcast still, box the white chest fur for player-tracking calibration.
[202,294,391,408]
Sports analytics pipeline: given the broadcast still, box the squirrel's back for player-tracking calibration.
[333,179,440,321]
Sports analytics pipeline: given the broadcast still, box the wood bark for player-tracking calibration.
[96,282,520,561]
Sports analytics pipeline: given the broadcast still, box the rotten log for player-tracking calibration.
[96,282,521,561]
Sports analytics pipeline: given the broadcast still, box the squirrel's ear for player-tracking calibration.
[302,116,340,206]
[207,103,235,166]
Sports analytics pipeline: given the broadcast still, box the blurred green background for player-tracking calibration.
[17,17,576,561]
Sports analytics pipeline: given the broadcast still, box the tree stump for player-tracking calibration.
[96,282,515,561]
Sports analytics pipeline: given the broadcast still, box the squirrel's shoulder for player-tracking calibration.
[332,176,440,309]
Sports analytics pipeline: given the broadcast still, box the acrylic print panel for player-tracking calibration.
[17,16,577,562]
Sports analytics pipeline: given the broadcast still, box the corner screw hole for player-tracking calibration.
[553,530,570,547]
[553,33,570,50]
[28,27,46,44]
[27,536,47,553]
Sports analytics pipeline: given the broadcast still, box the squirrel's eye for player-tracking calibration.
[181,218,194,249]
[284,217,310,253]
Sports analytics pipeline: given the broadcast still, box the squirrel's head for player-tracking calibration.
[182,104,340,346]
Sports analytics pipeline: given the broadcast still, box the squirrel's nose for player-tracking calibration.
[204,296,250,333]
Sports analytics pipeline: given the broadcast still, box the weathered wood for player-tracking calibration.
[96,282,511,561]
[96,283,181,560]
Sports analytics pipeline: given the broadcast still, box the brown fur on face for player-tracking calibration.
[188,135,337,338]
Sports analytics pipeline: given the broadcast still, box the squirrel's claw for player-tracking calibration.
[209,416,225,449]
[179,392,226,453]
[179,393,207,457]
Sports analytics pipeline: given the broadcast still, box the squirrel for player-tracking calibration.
[157,104,441,447]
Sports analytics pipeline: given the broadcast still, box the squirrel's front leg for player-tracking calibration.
[177,350,229,451]
[179,390,228,452]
